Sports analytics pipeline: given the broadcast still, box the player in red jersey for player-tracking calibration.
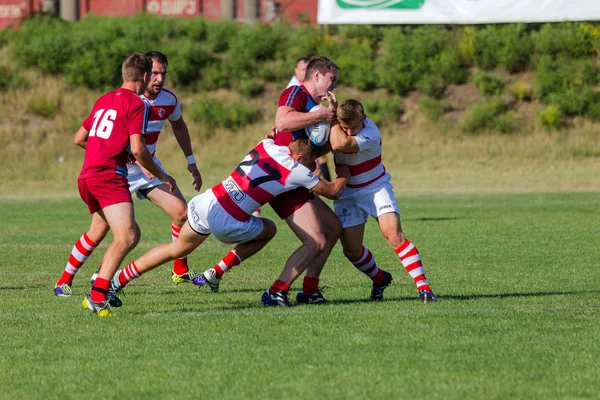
[262,56,341,306]
[331,99,436,304]
[73,53,176,317]
[54,51,202,299]
[107,138,349,297]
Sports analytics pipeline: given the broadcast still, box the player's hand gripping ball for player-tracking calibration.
[305,105,330,147]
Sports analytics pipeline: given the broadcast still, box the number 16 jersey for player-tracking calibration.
[79,88,149,180]
[212,139,320,222]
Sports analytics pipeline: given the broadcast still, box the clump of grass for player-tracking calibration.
[420,98,452,122]
[27,98,58,119]
[188,96,261,133]
[508,81,532,101]
[538,105,564,130]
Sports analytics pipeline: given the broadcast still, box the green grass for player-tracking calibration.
[1,192,599,399]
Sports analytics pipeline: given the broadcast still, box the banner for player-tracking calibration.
[318,0,600,24]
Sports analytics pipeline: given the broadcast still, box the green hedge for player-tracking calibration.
[5,14,600,127]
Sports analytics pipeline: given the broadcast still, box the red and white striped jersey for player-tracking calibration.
[140,87,181,156]
[212,139,320,221]
[333,118,387,188]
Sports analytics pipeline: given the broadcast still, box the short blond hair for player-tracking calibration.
[122,53,152,82]
[289,138,319,160]
[337,99,365,126]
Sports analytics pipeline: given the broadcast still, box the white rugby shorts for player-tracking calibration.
[187,189,264,244]
[334,178,400,228]
[127,157,168,200]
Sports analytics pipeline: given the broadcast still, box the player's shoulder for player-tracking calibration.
[360,118,381,138]
[278,85,307,108]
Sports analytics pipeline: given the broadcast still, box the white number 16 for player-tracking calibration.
[90,109,117,139]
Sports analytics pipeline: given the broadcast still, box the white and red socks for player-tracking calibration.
[395,240,432,293]
[212,251,242,279]
[171,224,189,276]
[116,262,141,289]
[57,233,98,286]
[350,246,385,286]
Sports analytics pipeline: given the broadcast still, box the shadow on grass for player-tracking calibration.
[332,289,598,305]
[408,217,466,222]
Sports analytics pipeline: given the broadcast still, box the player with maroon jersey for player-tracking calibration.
[74,53,176,317]
[54,51,201,301]
[107,138,349,297]
[261,56,341,306]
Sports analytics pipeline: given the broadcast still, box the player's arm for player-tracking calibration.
[130,134,176,193]
[310,164,350,200]
[330,124,359,154]
[170,117,202,191]
[275,105,336,132]
[73,126,90,149]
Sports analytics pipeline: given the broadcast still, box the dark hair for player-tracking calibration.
[304,56,339,83]
[122,53,152,82]
[144,51,168,66]
[296,57,309,64]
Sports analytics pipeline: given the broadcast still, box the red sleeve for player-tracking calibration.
[127,98,149,137]
[278,86,306,111]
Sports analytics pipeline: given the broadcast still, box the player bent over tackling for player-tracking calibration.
[108,138,349,305]
[330,99,436,303]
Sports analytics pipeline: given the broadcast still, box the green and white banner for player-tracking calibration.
[318,0,600,24]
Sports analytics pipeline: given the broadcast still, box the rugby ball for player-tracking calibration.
[305,105,330,147]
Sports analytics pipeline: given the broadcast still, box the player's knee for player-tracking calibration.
[383,229,404,249]
[171,207,188,226]
[323,217,342,243]
[261,219,278,239]
[343,247,362,261]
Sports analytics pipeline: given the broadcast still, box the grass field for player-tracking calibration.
[1,192,599,399]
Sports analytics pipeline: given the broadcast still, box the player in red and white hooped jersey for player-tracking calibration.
[55,52,202,301]
[109,138,350,296]
[331,99,436,304]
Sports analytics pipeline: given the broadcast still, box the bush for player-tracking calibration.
[420,98,452,122]
[377,26,447,95]
[473,25,503,70]
[538,105,564,130]
[188,96,261,131]
[498,24,532,73]
[533,55,597,101]
[236,75,264,98]
[548,86,598,116]
[0,66,29,90]
[462,98,510,133]
[430,48,469,85]
[416,74,445,99]
[27,98,58,119]
[458,26,476,66]
[473,72,505,97]
[336,38,378,90]
[361,97,403,127]
[531,22,592,59]
[168,40,213,87]
[585,102,600,121]
[205,20,239,53]
[507,81,532,101]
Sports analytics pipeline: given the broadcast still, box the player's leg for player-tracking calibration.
[116,221,209,290]
[90,203,140,300]
[377,212,435,303]
[340,224,394,301]
[200,218,277,292]
[54,213,109,296]
[145,183,197,283]
[262,201,329,306]
[296,196,342,304]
